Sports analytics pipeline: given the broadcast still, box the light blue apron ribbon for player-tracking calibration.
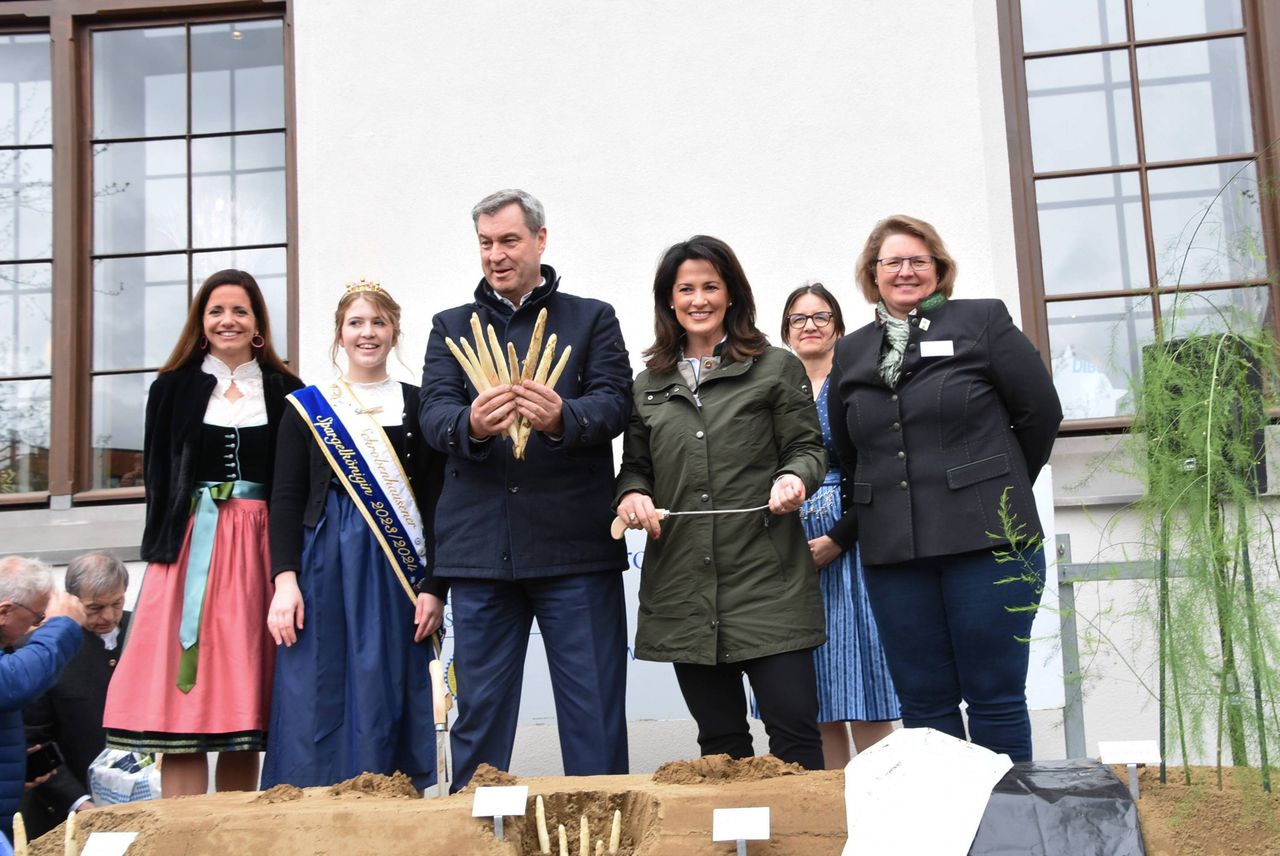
[177,479,267,693]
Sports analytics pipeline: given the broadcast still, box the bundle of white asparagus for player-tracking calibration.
[533,798,623,856]
[444,308,571,460]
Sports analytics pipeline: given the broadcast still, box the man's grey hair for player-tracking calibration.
[471,189,546,234]
[0,555,54,607]
[65,550,129,600]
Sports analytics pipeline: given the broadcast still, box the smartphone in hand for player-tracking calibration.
[26,741,65,782]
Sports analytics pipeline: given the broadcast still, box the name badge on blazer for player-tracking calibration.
[920,339,954,358]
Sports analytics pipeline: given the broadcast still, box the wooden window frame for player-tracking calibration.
[997,0,1280,433]
[0,0,296,506]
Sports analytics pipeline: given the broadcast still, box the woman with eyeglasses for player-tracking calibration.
[778,284,899,769]
[614,235,828,769]
[827,216,1062,762]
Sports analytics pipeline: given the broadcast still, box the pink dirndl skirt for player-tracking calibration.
[103,497,275,754]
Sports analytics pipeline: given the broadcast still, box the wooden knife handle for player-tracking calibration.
[429,658,449,726]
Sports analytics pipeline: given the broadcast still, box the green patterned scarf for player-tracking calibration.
[876,293,948,387]
[876,302,910,387]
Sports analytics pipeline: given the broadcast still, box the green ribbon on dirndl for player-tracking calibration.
[177,479,268,693]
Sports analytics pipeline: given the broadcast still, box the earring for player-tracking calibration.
[199,336,209,351]
[251,333,265,349]
[669,305,675,310]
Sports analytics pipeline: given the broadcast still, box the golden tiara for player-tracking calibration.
[344,278,385,296]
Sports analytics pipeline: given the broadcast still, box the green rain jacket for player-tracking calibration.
[614,346,828,666]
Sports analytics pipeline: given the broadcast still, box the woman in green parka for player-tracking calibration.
[615,235,828,769]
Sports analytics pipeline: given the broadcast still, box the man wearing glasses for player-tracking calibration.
[0,555,86,845]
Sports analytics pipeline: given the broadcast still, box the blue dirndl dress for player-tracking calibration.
[808,378,900,723]
[262,476,438,789]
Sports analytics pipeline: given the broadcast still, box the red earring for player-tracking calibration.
[251,333,265,349]
[199,336,209,350]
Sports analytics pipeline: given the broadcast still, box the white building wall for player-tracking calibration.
[291,0,1025,381]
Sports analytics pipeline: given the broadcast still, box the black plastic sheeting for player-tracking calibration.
[967,759,1146,856]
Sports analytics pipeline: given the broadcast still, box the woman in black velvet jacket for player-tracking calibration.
[103,270,301,796]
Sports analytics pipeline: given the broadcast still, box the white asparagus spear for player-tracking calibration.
[457,339,491,391]
[522,308,549,381]
[64,809,78,856]
[595,841,604,856]
[536,795,551,854]
[13,812,27,856]
[558,823,569,856]
[507,342,522,389]
[532,334,558,385]
[445,337,489,393]
[487,325,512,385]
[469,313,500,386]
[514,334,560,458]
[545,345,573,390]
[580,815,589,856]
[609,809,621,854]
[482,324,522,444]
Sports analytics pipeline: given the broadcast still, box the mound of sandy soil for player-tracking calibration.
[652,753,805,785]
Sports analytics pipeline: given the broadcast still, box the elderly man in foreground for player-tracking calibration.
[0,556,86,843]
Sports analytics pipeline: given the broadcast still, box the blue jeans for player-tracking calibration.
[447,572,630,791]
[862,547,1044,762]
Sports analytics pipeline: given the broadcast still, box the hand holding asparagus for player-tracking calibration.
[445,308,571,459]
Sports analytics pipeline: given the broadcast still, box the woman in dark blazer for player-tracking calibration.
[827,215,1062,762]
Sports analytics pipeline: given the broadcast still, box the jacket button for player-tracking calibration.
[890,394,898,401]
[450,468,459,477]
[501,552,510,561]
[695,430,705,439]
[646,394,654,401]
[899,481,908,490]
[703,556,712,565]
[710,619,719,628]
[447,424,455,434]
[897,451,906,460]
[508,485,519,494]
[700,493,710,502]
[892,422,901,431]
[907,343,916,351]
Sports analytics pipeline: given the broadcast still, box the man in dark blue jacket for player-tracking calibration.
[420,189,632,791]
[0,556,85,843]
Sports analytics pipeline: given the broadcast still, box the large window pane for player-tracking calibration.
[0,263,51,375]
[193,246,288,357]
[191,134,286,248]
[0,148,52,260]
[1132,0,1243,41]
[93,254,187,371]
[93,139,188,254]
[91,372,153,489]
[1148,160,1265,287]
[92,27,186,139]
[1160,286,1272,340]
[1048,295,1155,419]
[1037,171,1149,295]
[1021,0,1125,52]
[1138,38,1252,163]
[0,378,49,493]
[191,21,284,134]
[1027,50,1136,172]
[0,34,52,147]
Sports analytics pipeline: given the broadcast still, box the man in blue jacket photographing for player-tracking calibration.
[0,556,85,843]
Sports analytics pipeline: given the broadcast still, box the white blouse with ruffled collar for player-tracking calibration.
[201,354,268,427]
[337,375,404,427]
